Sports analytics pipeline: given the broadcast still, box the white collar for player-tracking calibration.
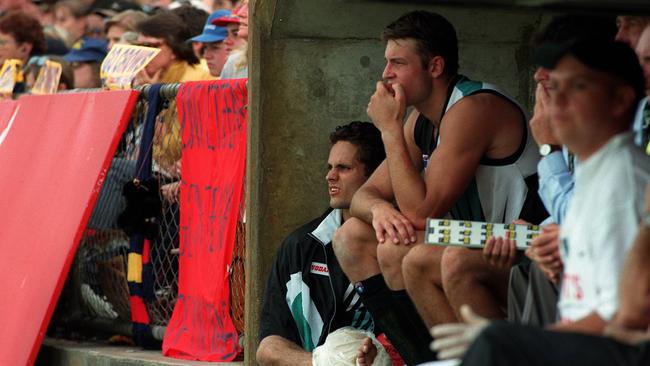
[310,209,342,245]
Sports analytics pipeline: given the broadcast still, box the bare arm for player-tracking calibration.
[368,82,521,229]
[349,160,396,224]
[548,312,607,335]
[393,97,503,228]
[614,189,650,329]
[257,335,312,366]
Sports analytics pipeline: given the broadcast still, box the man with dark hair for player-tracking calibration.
[332,10,545,364]
[615,15,650,48]
[257,122,387,366]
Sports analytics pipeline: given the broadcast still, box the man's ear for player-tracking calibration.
[428,56,445,78]
[612,84,638,119]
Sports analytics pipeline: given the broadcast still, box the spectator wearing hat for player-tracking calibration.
[0,10,45,66]
[431,39,650,363]
[105,9,148,51]
[189,9,233,77]
[214,0,247,79]
[54,0,90,48]
[63,37,107,88]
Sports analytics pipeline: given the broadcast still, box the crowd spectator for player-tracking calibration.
[615,15,650,49]
[63,37,107,88]
[188,9,233,77]
[215,0,246,78]
[0,10,45,66]
[170,4,208,58]
[54,0,89,48]
[134,11,211,85]
[104,9,147,50]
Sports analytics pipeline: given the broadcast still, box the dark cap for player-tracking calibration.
[534,39,645,98]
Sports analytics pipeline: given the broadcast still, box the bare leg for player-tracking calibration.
[376,240,416,290]
[332,217,381,282]
[356,337,377,366]
[442,247,510,320]
[403,241,457,327]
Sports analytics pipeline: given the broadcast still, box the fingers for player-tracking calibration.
[483,236,495,258]
[507,237,517,264]
[376,218,415,245]
[542,223,560,233]
[430,324,471,360]
[373,223,386,244]
[511,219,529,225]
[392,83,405,101]
[437,344,469,360]
[531,229,559,248]
[431,323,469,338]
[460,305,487,325]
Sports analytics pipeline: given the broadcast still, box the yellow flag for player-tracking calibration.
[0,59,23,95]
[31,60,63,95]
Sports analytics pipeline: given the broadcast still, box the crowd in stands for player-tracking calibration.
[0,0,248,92]
[255,9,650,366]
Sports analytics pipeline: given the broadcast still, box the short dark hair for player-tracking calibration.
[171,6,209,38]
[532,15,616,47]
[330,121,386,177]
[382,10,459,75]
[136,11,199,65]
[0,11,46,57]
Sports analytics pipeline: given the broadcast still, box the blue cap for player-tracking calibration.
[189,9,231,43]
[64,38,108,63]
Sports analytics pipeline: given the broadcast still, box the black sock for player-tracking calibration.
[392,290,438,359]
[356,275,437,365]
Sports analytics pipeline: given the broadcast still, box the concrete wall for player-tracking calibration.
[246,1,554,364]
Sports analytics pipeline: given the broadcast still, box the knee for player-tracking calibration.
[441,247,473,287]
[376,243,408,288]
[256,337,274,366]
[332,218,372,266]
[402,245,439,283]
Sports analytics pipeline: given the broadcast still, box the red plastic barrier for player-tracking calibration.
[163,79,247,361]
[0,91,138,365]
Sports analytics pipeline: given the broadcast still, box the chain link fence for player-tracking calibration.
[53,86,246,349]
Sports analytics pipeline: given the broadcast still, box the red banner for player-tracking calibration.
[0,91,138,365]
[163,79,247,361]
